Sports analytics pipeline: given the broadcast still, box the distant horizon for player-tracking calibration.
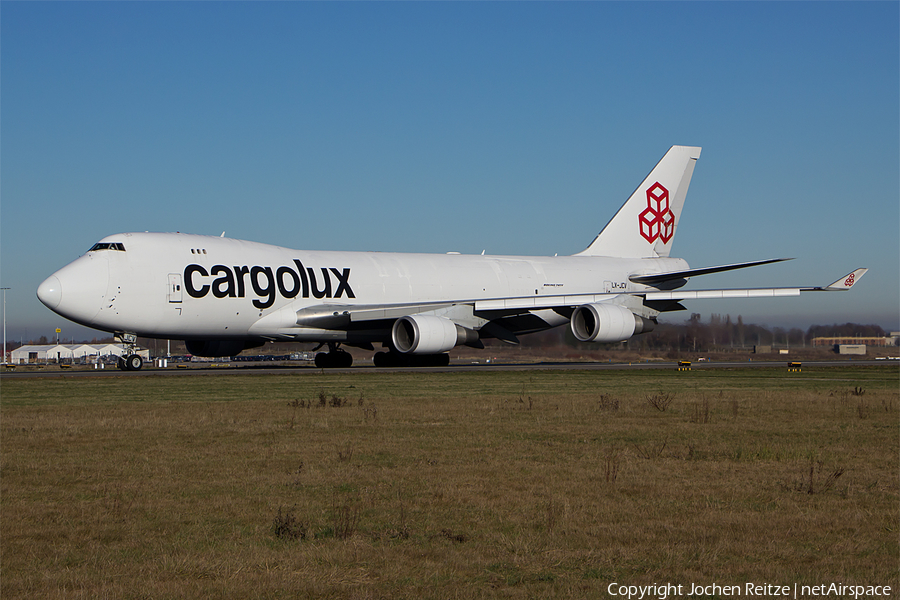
[3,314,896,349]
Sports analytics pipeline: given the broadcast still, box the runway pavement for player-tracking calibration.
[1,358,893,378]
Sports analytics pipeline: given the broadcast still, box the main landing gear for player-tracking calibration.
[310,344,451,368]
[314,343,353,368]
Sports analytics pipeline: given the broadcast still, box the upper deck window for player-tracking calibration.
[89,242,126,252]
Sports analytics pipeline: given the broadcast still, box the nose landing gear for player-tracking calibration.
[115,332,144,371]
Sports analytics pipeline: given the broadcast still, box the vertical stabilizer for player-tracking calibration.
[575,145,701,258]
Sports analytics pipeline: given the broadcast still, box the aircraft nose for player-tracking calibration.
[37,275,63,309]
[36,254,108,326]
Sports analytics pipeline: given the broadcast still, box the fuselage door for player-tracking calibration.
[168,273,183,303]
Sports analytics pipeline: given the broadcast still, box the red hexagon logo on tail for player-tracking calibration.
[638,182,675,243]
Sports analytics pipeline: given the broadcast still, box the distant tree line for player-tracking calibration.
[513,314,890,352]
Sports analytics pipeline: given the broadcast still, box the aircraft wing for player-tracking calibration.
[295,296,606,325]
[641,268,868,301]
[252,268,868,350]
[295,302,459,327]
[296,268,868,324]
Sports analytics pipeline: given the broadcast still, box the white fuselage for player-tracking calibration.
[38,232,687,342]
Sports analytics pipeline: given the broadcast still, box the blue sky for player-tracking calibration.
[2,2,898,343]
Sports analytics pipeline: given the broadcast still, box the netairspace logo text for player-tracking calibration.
[606,582,893,599]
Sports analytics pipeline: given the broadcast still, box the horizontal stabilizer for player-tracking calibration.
[630,258,792,286]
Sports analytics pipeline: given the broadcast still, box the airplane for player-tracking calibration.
[36,145,867,370]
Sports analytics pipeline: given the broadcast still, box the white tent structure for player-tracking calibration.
[10,344,148,364]
[11,345,61,363]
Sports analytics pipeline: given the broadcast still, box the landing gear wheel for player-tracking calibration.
[126,354,143,371]
[314,350,353,368]
[117,356,127,371]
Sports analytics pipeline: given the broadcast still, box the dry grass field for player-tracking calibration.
[2,365,897,599]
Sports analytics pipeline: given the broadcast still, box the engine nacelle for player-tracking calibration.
[570,303,654,343]
[392,315,478,354]
[185,339,265,358]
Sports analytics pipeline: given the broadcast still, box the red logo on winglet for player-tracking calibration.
[844,273,855,287]
[639,182,675,243]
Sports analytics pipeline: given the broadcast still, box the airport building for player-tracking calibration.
[837,344,867,355]
[811,336,895,347]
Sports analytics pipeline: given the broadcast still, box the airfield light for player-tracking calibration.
[1,288,8,365]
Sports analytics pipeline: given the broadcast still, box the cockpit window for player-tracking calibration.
[89,242,126,252]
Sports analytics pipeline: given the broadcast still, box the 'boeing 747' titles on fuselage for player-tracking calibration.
[37,146,867,370]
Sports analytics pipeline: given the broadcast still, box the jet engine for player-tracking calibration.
[569,303,654,343]
[392,315,479,354]
[185,339,265,358]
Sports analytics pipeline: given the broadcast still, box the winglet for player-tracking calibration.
[825,268,868,291]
